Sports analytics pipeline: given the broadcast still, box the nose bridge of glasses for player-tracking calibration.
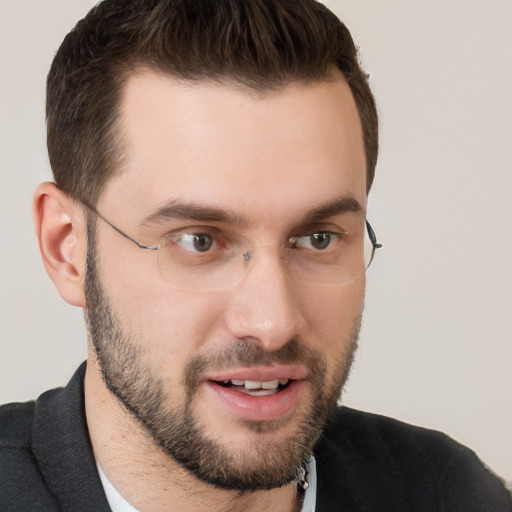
[237,243,296,288]
[234,244,296,297]
[240,242,291,265]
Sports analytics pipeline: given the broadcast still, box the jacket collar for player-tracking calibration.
[31,362,111,511]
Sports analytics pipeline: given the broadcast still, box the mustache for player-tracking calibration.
[184,338,325,392]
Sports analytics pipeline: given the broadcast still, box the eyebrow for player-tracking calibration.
[142,195,363,228]
[142,200,249,228]
[302,196,364,224]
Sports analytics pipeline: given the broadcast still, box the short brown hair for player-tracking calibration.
[46,0,378,207]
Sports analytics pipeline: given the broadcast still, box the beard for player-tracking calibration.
[84,226,361,491]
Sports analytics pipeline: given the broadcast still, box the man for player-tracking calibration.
[0,0,510,511]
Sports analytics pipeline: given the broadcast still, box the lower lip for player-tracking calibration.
[204,380,307,422]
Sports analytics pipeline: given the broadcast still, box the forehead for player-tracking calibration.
[100,71,366,224]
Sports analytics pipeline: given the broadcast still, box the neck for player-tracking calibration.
[84,358,300,512]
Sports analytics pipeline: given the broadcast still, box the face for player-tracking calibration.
[85,72,367,490]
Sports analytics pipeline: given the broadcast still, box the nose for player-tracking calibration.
[224,247,307,352]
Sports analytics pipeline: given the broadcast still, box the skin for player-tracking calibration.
[33,70,367,512]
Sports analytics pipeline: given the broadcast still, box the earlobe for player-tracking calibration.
[33,182,87,307]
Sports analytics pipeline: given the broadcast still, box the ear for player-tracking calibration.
[33,182,88,307]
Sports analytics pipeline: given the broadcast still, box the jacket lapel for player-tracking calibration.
[31,363,112,512]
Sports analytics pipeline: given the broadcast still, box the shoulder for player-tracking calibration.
[322,406,461,456]
[0,392,63,510]
[322,406,495,469]
[314,407,512,511]
[0,386,63,450]
[0,399,36,449]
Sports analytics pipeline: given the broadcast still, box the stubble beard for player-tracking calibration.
[84,228,361,491]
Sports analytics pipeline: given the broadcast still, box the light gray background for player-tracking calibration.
[1,0,511,482]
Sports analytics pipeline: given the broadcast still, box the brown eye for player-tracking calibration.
[310,233,331,250]
[176,233,215,253]
[292,232,340,251]
[192,234,214,252]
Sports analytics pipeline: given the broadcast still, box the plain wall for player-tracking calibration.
[1,0,511,482]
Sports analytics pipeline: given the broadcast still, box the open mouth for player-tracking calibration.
[213,378,292,396]
[205,373,306,421]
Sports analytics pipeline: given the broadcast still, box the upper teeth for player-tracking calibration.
[224,379,289,389]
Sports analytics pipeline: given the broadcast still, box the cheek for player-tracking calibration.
[102,261,229,369]
[300,280,365,360]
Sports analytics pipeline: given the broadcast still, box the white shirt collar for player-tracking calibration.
[301,454,317,512]
[97,463,139,512]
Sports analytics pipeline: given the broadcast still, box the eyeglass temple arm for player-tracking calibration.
[82,202,160,251]
[366,220,383,249]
